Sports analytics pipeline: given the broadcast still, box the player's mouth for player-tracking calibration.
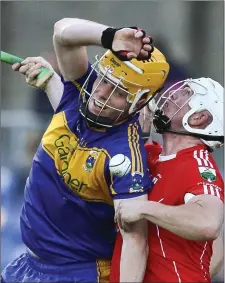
[88,99,109,116]
[94,99,107,110]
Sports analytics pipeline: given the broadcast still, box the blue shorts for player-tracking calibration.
[1,252,110,283]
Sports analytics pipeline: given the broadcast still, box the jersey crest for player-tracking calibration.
[83,150,99,172]
[198,167,217,182]
[129,171,144,193]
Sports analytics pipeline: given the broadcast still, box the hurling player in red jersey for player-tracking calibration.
[111,77,224,283]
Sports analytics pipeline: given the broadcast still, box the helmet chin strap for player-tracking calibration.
[153,110,224,143]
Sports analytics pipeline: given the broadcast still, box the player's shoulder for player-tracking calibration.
[177,145,217,167]
[177,145,223,184]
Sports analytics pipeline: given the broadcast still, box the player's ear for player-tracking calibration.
[188,110,213,129]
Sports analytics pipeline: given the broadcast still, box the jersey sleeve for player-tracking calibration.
[184,150,224,203]
[185,182,224,203]
[55,62,97,113]
[144,141,162,171]
[105,122,152,200]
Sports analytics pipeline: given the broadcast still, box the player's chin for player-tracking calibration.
[162,105,175,118]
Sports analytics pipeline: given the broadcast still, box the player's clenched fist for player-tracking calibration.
[12,57,54,89]
[102,27,154,61]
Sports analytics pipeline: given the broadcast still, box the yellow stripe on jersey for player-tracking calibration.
[132,124,140,172]
[133,122,143,174]
[128,125,136,173]
[71,80,86,102]
[128,123,143,174]
[71,80,81,90]
[96,259,111,283]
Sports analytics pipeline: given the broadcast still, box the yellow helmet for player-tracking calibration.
[80,47,170,127]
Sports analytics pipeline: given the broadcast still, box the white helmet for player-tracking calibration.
[152,77,224,149]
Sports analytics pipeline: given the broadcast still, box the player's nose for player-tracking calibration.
[97,83,114,100]
[169,90,178,101]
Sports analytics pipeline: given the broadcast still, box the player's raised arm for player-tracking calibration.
[53,18,153,81]
[53,18,107,81]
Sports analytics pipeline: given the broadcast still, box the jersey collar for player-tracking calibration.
[159,144,208,162]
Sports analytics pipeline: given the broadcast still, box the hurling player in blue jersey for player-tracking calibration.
[2,18,169,283]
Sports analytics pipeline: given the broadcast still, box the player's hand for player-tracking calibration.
[139,103,155,135]
[115,201,144,231]
[113,28,153,60]
[12,56,54,89]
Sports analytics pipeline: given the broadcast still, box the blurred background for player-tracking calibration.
[1,1,224,281]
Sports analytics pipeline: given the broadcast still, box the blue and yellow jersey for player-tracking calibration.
[20,63,152,265]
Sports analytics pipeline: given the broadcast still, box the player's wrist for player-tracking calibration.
[34,69,55,90]
[101,27,118,50]
[42,71,57,89]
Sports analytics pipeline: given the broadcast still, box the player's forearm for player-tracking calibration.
[54,18,108,47]
[44,72,64,111]
[120,236,148,282]
[141,201,220,241]
[119,219,148,282]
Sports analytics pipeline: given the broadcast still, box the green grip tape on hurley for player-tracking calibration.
[1,51,50,80]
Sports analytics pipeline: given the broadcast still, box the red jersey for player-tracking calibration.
[110,143,224,283]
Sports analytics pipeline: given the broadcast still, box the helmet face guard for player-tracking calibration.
[80,57,126,127]
[152,78,224,149]
[79,49,169,128]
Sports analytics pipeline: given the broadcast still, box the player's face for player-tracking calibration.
[88,76,130,122]
[162,86,193,129]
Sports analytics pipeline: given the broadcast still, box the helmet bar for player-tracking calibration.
[158,81,186,110]
[155,80,198,125]
[167,95,194,123]
[81,58,125,113]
